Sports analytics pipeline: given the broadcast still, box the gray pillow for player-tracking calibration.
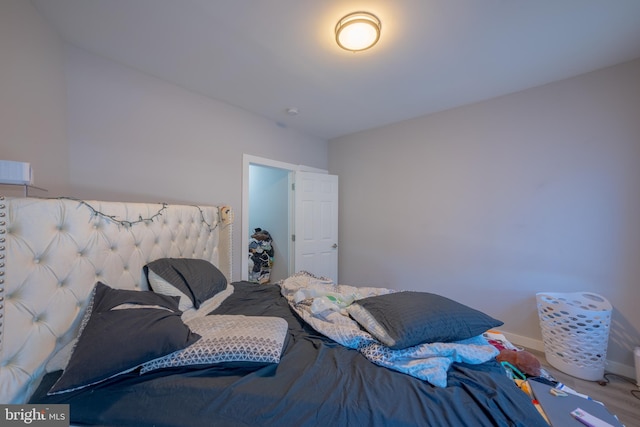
[141,314,288,373]
[144,258,227,310]
[347,291,503,349]
[48,282,200,395]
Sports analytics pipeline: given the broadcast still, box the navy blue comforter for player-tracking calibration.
[31,282,547,427]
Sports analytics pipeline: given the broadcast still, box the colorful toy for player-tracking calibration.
[496,349,542,377]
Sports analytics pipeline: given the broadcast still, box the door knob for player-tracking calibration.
[332,243,338,249]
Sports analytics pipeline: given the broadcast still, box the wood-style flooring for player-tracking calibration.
[526,348,640,427]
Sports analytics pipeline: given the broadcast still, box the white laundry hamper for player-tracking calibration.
[536,292,612,381]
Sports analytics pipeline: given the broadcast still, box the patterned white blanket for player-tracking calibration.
[280,272,499,387]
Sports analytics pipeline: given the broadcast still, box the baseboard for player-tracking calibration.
[501,331,545,352]
[500,331,637,381]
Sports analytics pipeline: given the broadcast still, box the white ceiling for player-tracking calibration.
[32,0,640,140]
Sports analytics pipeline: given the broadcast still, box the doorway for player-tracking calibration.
[242,155,297,282]
[247,163,291,283]
[242,154,338,283]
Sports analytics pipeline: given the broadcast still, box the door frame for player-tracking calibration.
[241,154,327,281]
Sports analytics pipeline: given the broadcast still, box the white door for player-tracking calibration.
[294,171,339,282]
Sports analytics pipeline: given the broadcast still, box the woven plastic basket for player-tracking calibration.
[536,292,612,381]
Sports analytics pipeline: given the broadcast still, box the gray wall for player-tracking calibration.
[63,47,327,281]
[329,58,640,375]
[0,0,69,197]
[1,0,327,281]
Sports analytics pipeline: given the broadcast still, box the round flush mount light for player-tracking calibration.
[335,11,381,52]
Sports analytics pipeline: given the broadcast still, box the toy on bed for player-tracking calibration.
[497,348,542,378]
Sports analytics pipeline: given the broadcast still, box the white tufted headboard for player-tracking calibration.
[0,197,233,404]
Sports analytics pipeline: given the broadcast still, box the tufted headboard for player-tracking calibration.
[0,197,233,403]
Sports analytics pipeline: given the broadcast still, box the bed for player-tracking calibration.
[0,196,547,426]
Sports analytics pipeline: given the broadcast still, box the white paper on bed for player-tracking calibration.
[280,272,499,388]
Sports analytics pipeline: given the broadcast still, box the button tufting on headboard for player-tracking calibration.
[0,196,5,355]
[0,197,233,404]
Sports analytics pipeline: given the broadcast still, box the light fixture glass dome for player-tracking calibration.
[335,12,381,52]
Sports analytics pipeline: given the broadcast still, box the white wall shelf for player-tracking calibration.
[0,183,48,197]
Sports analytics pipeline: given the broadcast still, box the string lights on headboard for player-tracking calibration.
[70,197,169,228]
[53,197,226,232]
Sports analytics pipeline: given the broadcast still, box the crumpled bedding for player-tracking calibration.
[280,272,499,387]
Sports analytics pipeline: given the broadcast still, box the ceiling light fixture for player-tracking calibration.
[335,12,381,52]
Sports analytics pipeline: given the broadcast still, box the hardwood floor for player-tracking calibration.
[526,348,640,427]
